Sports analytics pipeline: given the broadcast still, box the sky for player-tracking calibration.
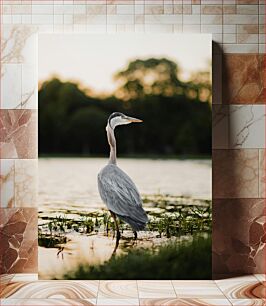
[39,33,211,95]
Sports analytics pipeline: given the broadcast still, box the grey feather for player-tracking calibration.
[98,164,148,231]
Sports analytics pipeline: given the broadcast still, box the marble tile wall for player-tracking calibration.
[0,0,265,279]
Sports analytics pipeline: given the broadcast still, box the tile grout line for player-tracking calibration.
[213,279,231,303]
[136,279,140,306]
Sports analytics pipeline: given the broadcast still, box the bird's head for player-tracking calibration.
[107,112,143,130]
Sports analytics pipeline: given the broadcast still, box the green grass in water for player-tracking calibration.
[62,235,211,280]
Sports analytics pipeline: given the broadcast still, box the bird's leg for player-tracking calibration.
[133,230,137,240]
[110,211,121,241]
[110,211,121,255]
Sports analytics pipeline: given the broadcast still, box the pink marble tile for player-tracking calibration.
[223,54,265,104]
[0,110,37,159]
[213,199,266,276]
[213,149,259,198]
[0,208,38,274]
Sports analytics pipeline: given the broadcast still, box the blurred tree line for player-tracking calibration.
[39,58,211,157]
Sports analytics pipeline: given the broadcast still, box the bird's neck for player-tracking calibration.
[107,124,117,165]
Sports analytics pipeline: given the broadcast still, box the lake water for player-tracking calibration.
[38,157,211,279]
[38,158,211,213]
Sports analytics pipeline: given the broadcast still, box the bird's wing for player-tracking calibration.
[98,165,148,223]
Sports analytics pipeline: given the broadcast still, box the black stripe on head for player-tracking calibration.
[108,112,124,124]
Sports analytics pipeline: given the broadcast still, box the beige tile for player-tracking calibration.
[254,274,266,283]
[173,4,182,14]
[201,5,223,14]
[140,299,232,305]
[229,300,265,306]
[10,274,38,282]
[107,15,134,25]
[86,4,106,15]
[201,25,222,33]
[237,33,259,43]
[183,14,200,24]
[0,159,15,208]
[222,43,258,54]
[172,280,225,298]
[237,25,259,34]
[223,24,237,33]
[116,5,134,15]
[145,5,163,15]
[96,299,139,305]
[1,299,97,305]
[98,281,138,299]
[223,33,236,43]
[223,14,258,24]
[237,4,259,14]
[138,281,176,298]
[223,5,237,14]
[144,14,182,24]
[183,24,200,32]
[1,281,99,299]
[201,15,222,24]
[1,64,22,109]
[229,105,265,149]
[182,5,192,14]
[14,159,37,207]
[32,4,53,15]
[236,0,259,3]
[215,276,264,299]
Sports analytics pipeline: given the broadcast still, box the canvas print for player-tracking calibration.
[38,34,212,280]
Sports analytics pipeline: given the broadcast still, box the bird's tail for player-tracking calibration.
[117,214,147,231]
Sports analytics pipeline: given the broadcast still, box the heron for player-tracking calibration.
[98,112,148,250]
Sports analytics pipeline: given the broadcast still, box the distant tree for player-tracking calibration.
[39,57,212,157]
[113,58,185,100]
[114,58,211,104]
[185,70,212,103]
[67,107,107,155]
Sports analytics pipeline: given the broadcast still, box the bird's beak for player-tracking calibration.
[126,116,143,123]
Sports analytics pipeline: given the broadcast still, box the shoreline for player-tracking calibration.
[38,154,212,160]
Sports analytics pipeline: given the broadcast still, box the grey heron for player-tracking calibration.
[98,112,148,248]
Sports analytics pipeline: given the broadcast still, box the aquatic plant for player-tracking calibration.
[38,194,212,249]
[81,217,94,234]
